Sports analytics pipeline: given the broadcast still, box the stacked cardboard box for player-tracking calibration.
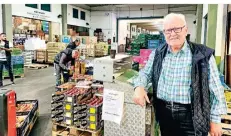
[16,100,39,136]
[36,49,47,63]
[85,37,98,57]
[87,42,108,57]
[46,42,67,63]
[52,81,104,131]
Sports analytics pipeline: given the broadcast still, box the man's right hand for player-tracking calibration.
[133,87,150,107]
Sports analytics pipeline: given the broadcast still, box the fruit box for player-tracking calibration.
[16,112,30,136]
[51,108,64,118]
[225,90,231,102]
[139,57,149,65]
[56,82,75,92]
[16,100,38,123]
[73,119,89,129]
[132,56,141,63]
[87,104,103,114]
[88,120,104,131]
[87,113,102,123]
[52,94,65,102]
[140,49,152,58]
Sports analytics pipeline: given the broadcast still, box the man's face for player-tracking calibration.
[163,18,188,47]
[0,34,6,41]
[72,50,79,58]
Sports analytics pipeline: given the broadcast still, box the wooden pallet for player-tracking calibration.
[221,109,231,135]
[52,123,102,136]
[24,64,49,69]
[3,74,24,79]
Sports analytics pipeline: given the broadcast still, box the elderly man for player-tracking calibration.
[133,13,227,136]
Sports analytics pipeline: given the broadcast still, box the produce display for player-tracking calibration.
[16,100,39,136]
[127,33,165,55]
[16,103,34,112]
[16,115,27,128]
[51,79,104,131]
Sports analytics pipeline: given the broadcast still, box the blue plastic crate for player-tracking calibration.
[11,56,24,65]
[148,40,159,49]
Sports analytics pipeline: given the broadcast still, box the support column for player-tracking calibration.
[196,4,203,43]
[215,4,228,72]
[61,4,67,35]
[2,4,13,42]
[206,4,218,50]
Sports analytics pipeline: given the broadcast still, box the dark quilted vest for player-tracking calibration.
[152,41,214,136]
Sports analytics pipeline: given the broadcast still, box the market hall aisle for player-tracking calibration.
[3,67,55,136]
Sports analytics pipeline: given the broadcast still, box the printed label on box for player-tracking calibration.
[65,104,71,110]
[90,108,96,114]
[67,97,72,102]
[65,112,72,117]
[90,116,96,122]
[90,124,96,130]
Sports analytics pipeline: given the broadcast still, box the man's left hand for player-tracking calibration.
[209,122,222,136]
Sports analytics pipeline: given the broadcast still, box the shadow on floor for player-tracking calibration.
[29,113,52,136]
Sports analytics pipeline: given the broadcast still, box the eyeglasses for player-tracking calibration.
[163,25,185,34]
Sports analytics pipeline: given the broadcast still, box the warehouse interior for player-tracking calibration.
[0,4,231,136]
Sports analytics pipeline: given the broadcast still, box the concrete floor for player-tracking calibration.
[2,67,55,136]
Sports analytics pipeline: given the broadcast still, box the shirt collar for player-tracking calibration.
[167,40,189,54]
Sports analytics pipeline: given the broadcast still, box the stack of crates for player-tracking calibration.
[36,49,47,63]
[47,42,67,63]
[3,48,24,78]
[22,51,34,65]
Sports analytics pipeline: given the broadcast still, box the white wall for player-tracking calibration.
[90,11,117,41]
[118,20,128,45]
[12,4,62,23]
[185,14,197,42]
[201,4,208,44]
[0,5,2,33]
[67,5,90,28]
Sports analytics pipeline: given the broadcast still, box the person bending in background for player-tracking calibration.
[54,48,77,87]
[66,38,80,49]
[0,33,14,87]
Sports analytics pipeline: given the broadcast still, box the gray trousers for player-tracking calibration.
[54,63,69,86]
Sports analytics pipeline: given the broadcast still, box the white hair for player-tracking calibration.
[163,13,187,26]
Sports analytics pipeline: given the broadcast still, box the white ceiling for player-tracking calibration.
[120,18,164,31]
[72,4,197,15]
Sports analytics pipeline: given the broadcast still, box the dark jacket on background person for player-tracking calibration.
[54,48,74,71]
[3,40,11,61]
[66,42,77,50]
[152,41,214,136]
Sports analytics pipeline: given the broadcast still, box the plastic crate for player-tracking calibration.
[16,112,30,136]
[16,100,39,124]
[148,40,159,49]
